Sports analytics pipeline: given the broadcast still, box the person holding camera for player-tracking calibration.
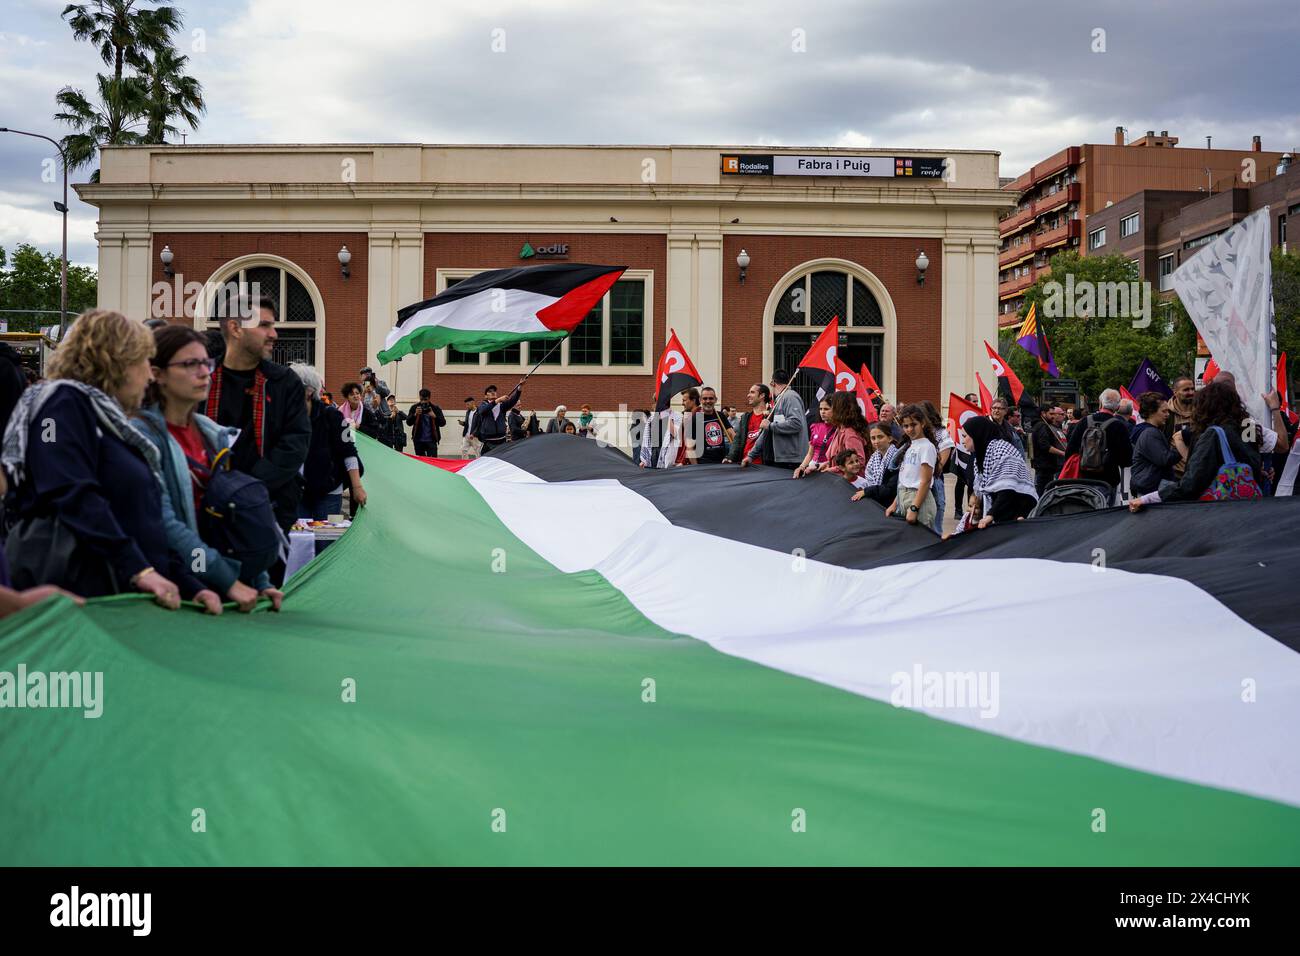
[408,388,446,457]
[358,366,391,421]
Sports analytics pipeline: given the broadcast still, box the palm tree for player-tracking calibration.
[62,1,183,85]
[139,45,205,143]
[54,73,150,175]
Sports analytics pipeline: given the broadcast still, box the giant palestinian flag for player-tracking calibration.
[378,264,626,364]
[2,436,1299,865]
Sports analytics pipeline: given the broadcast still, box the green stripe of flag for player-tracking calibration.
[1,437,1297,864]
[378,327,567,365]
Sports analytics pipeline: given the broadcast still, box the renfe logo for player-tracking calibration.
[520,242,569,259]
[50,886,151,936]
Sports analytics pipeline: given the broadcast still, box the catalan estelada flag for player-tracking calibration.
[1015,303,1060,378]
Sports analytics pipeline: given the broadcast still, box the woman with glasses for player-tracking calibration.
[134,325,283,612]
[2,310,217,611]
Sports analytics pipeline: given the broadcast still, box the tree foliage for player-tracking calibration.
[0,243,99,330]
[55,2,204,175]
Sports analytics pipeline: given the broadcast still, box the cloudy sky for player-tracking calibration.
[2,0,1297,267]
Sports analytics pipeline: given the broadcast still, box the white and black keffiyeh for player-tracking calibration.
[864,443,898,487]
[974,438,1038,500]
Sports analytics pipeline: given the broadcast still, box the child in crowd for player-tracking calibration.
[885,404,938,528]
[830,449,868,497]
[793,398,834,478]
[944,492,983,540]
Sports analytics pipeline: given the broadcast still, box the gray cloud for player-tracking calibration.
[2,0,1296,272]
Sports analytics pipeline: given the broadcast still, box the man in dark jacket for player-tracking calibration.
[408,388,445,457]
[1029,404,1068,494]
[206,295,311,532]
[1062,388,1133,494]
[472,383,522,455]
[0,341,27,438]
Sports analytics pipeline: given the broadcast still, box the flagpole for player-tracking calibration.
[511,338,564,391]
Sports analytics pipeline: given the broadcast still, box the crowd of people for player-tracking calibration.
[614,367,1299,539]
[1,308,1296,619]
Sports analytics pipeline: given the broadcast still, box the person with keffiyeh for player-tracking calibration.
[961,415,1039,527]
[2,309,221,612]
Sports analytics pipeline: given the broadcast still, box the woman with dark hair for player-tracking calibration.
[2,310,217,610]
[823,391,870,476]
[1130,381,1264,510]
[1129,390,1184,496]
[962,414,1038,526]
[135,324,283,612]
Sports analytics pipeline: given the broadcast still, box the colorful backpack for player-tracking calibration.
[1198,426,1262,501]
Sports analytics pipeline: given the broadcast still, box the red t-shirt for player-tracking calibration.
[168,421,209,516]
[742,414,763,461]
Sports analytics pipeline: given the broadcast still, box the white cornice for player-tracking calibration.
[76,182,1017,209]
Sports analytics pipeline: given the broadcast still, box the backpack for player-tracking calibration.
[189,447,287,578]
[1079,415,1110,472]
[1198,426,1263,502]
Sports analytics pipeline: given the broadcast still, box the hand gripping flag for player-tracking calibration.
[653,329,703,412]
[834,357,878,421]
[379,263,626,364]
[1127,357,1172,400]
[985,341,1024,405]
[797,318,841,407]
[1015,303,1060,378]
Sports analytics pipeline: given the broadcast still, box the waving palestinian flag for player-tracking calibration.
[378,264,626,364]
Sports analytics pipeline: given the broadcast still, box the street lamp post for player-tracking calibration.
[0,127,69,339]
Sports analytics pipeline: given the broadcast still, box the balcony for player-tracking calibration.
[999,270,1036,299]
[999,243,1034,269]
[1033,218,1082,252]
[998,204,1035,237]
[1033,182,1080,217]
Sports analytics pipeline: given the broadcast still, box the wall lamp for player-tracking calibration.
[737,249,750,283]
[915,250,929,285]
[339,245,351,279]
[160,245,174,277]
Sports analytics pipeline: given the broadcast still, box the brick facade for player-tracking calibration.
[421,232,666,413]
[721,235,944,405]
[149,231,368,393]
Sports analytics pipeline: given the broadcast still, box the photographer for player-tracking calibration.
[408,388,446,457]
[358,366,391,421]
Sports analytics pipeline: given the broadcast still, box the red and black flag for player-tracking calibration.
[985,341,1024,405]
[653,329,703,412]
[797,318,841,408]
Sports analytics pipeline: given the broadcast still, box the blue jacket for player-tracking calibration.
[135,405,271,594]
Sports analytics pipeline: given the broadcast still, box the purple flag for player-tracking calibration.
[1127,357,1172,400]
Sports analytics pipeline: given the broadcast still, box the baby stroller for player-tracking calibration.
[1028,478,1115,518]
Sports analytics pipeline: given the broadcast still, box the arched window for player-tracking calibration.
[769,267,888,409]
[204,260,323,369]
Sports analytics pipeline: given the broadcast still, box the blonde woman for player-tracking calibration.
[1,310,221,612]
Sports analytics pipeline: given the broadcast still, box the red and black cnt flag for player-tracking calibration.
[653,329,704,412]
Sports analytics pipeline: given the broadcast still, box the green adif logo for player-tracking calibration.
[519,241,569,259]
